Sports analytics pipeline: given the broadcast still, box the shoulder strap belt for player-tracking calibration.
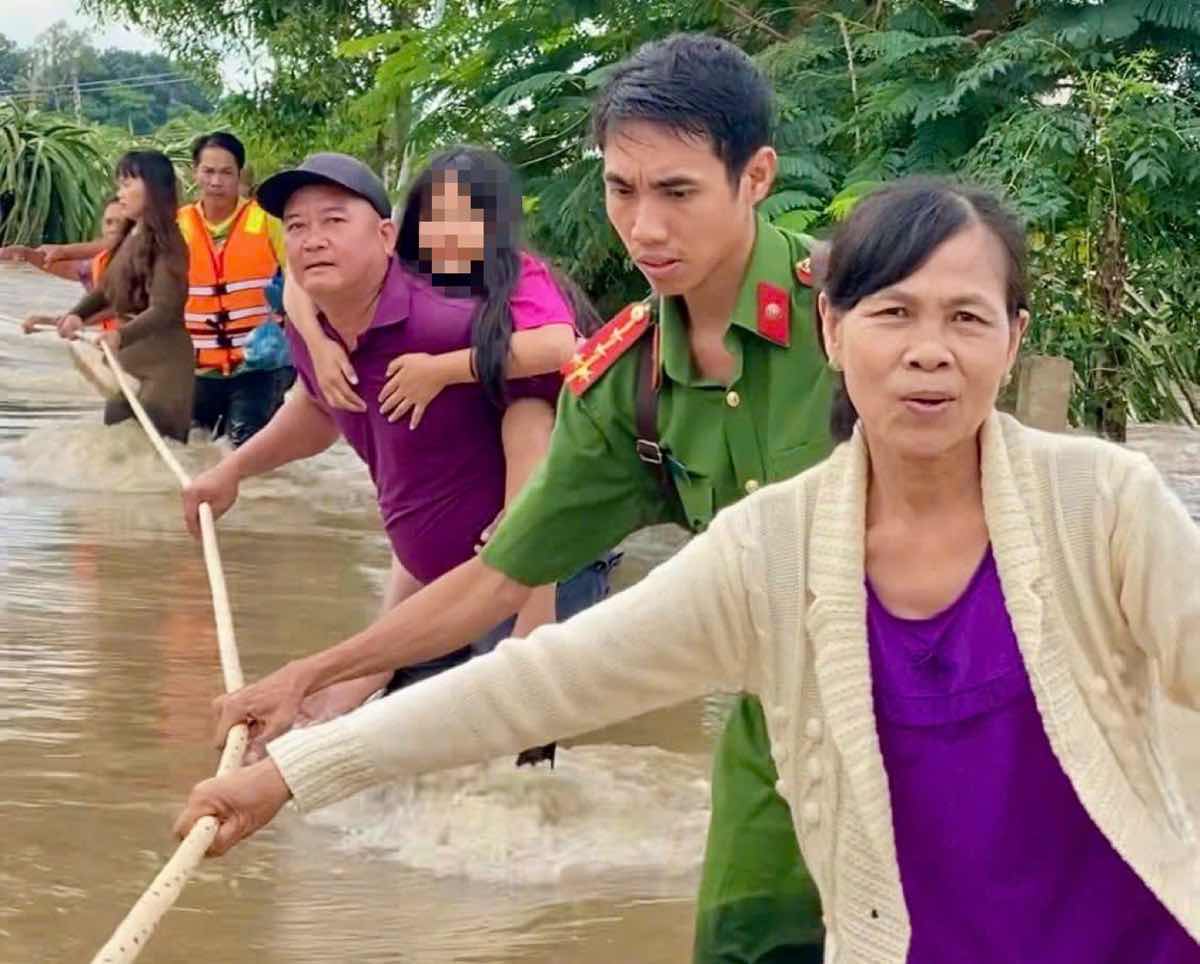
[634,324,677,506]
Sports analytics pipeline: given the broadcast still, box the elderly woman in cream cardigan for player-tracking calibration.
[179,178,1200,963]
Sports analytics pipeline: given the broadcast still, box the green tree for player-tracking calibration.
[84,48,215,132]
[722,0,1200,436]
[12,23,98,115]
[76,0,1200,433]
[964,53,1200,434]
[83,0,411,171]
[336,0,737,311]
[0,103,111,245]
[1,23,215,134]
[0,34,30,92]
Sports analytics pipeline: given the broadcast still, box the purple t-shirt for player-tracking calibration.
[287,253,574,584]
[867,548,1200,964]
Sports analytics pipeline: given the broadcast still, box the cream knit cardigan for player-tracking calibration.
[270,412,1200,962]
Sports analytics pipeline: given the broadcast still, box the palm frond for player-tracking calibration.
[0,103,109,245]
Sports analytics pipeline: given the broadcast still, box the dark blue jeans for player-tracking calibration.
[385,553,622,692]
[193,366,295,448]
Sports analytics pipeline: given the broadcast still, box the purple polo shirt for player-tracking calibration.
[286,254,573,584]
[867,548,1199,963]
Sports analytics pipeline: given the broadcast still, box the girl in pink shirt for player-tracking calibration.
[285,148,609,761]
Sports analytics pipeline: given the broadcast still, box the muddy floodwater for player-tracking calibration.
[2,261,1198,963]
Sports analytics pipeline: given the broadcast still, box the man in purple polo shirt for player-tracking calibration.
[182,153,608,732]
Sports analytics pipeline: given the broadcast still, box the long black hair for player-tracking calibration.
[107,150,186,310]
[817,177,1029,441]
[395,145,601,407]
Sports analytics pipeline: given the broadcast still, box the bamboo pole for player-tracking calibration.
[88,336,249,962]
[3,312,251,961]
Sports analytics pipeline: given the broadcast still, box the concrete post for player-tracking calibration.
[997,354,1074,433]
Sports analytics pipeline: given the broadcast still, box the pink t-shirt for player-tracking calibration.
[287,253,574,584]
[511,253,573,330]
[492,252,576,405]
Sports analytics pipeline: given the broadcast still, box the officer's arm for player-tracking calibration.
[481,384,666,585]
[301,557,526,690]
[268,499,757,815]
[295,387,664,692]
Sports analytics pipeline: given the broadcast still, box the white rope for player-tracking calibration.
[1,310,251,962]
[89,334,250,962]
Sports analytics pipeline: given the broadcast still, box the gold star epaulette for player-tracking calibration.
[795,257,814,287]
[562,300,653,397]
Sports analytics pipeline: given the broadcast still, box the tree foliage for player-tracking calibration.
[81,0,409,173]
[0,103,111,245]
[38,1,1200,432]
[0,25,214,135]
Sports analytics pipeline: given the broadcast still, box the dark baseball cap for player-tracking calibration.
[257,152,391,219]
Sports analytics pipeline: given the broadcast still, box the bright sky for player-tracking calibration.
[3,0,253,91]
[2,1,161,53]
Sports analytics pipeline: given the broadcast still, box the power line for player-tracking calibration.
[0,72,189,97]
[63,72,184,92]
[0,76,199,104]
[0,72,180,95]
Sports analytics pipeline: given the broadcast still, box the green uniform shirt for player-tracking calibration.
[483,216,834,586]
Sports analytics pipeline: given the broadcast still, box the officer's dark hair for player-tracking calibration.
[817,177,1029,442]
[591,33,773,182]
[191,131,246,171]
[396,144,602,408]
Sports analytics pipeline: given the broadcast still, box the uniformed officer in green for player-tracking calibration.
[202,33,833,963]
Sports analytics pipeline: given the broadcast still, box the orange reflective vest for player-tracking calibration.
[89,249,119,332]
[179,200,278,374]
